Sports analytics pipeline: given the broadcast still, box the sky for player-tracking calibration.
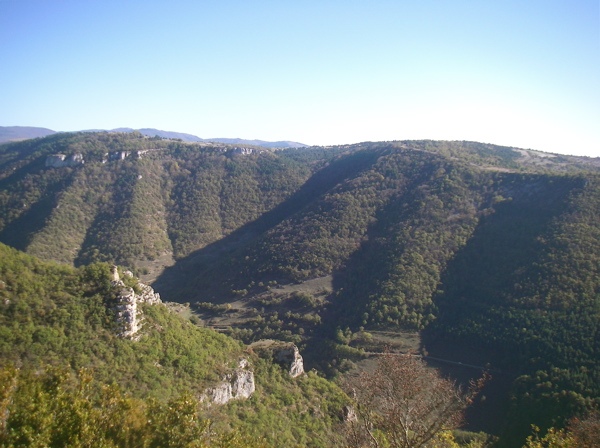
[1,0,599,156]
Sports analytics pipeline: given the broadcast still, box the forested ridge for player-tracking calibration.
[0,132,314,274]
[1,132,599,446]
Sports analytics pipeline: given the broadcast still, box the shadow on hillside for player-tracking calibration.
[419,174,584,436]
[0,193,59,251]
[0,155,76,251]
[421,174,584,354]
[0,156,48,192]
[152,149,382,302]
[319,156,443,334]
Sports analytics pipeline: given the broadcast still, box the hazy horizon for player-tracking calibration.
[1,1,598,157]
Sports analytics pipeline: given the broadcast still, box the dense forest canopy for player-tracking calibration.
[1,131,599,446]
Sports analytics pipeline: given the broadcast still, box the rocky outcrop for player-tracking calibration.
[232,147,254,155]
[109,151,131,161]
[45,153,84,167]
[201,359,255,405]
[250,340,305,378]
[104,150,148,163]
[231,147,265,156]
[275,344,304,378]
[342,405,357,422]
[111,266,161,340]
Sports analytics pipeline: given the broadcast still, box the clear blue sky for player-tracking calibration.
[1,0,599,156]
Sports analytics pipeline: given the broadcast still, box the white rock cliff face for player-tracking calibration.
[275,344,305,378]
[250,340,305,378]
[201,359,255,405]
[111,266,161,340]
[45,153,85,168]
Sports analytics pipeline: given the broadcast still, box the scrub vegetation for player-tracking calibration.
[1,132,599,446]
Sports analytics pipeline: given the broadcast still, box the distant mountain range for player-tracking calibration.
[0,125,308,148]
[0,126,56,142]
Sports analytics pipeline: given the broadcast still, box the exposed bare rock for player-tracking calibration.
[231,147,265,156]
[250,340,305,378]
[201,359,255,405]
[111,266,161,339]
[135,282,161,305]
[45,153,84,168]
[276,344,304,378]
[342,405,357,422]
[115,286,140,339]
[232,147,255,155]
[109,151,130,161]
[110,265,120,282]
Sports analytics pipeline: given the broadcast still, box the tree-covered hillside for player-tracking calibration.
[0,132,317,278]
[423,174,600,445]
[1,132,599,445]
[153,141,598,444]
[0,242,349,446]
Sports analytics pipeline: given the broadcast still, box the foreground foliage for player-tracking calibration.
[344,354,487,448]
[0,366,269,448]
[522,412,600,448]
[0,243,348,447]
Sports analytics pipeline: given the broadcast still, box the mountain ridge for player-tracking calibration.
[0,125,308,148]
[0,132,598,444]
[0,125,56,142]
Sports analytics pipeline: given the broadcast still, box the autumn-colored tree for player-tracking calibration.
[344,353,487,448]
[523,412,600,448]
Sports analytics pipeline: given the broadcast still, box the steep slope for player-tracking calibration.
[1,133,599,443]
[0,243,242,396]
[151,143,599,443]
[423,175,600,444]
[165,144,595,328]
[0,243,348,446]
[0,132,314,279]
